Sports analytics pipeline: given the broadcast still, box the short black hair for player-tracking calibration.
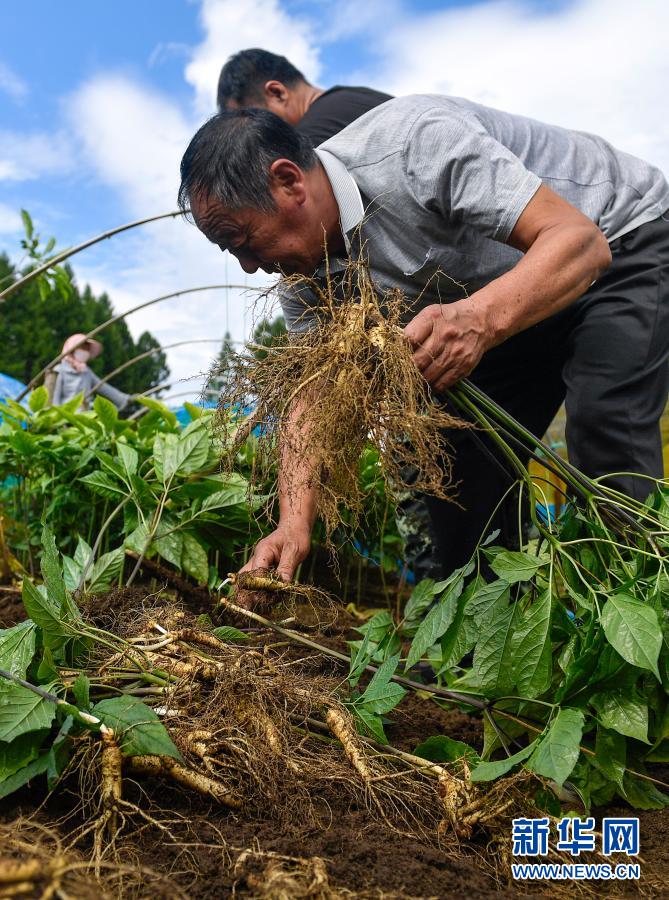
[217,48,308,110]
[178,107,317,217]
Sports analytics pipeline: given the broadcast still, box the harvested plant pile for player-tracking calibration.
[216,261,466,540]
[0,533,601,897]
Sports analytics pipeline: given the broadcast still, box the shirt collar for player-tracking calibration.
[315,147,364,251]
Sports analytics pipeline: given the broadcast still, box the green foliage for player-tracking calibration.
[93,696,181,760]
[0,250,168,395]
[414,734,480,765]
[0,530,183,800]
[0,395,261,578]
[346,476,669,808]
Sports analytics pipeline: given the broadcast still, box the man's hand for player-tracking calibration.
[240,519,312,583]
[404,300,492,391]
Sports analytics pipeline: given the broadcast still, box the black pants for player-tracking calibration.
[424,213,669,576]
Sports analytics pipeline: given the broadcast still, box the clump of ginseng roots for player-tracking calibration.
[54,601,603,895]
[215,258,467,543]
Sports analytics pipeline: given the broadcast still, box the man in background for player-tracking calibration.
[217,48,392,147]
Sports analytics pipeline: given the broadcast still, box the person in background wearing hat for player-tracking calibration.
[52,334,131,411]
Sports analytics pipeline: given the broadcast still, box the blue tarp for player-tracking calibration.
[0,372,27,403]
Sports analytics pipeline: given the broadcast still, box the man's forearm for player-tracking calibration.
[475,220,612,347]
[277,394,319,530]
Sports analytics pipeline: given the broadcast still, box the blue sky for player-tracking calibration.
[1,0,666,398]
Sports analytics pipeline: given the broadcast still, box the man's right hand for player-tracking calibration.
[240,520,312,583]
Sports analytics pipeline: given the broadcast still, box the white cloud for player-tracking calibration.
[185,0,321,115]
[0,61,27,101]
[0,131,75,182]
[372,0,669,177]
[0,203,21,234]
[66,73,275,397]
[13,0,667,403]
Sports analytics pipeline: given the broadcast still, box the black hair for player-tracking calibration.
[217,48,308,110]
[178,107,317,217]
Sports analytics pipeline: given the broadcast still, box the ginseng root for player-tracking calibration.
[125,755,243,808]
[325,707,373,784]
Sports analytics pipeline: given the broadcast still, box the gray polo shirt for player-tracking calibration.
[279,94,669,331]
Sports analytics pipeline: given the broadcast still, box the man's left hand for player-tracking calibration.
[404,300,492,391]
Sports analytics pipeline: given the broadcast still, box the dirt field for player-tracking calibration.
[1,577,668,899]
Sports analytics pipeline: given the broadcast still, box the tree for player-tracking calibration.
[0,253,169,394]
[206,331,236,399]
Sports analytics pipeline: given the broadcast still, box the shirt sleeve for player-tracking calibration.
[88,370,130,410]
[403,105,542,242]
[276,281,321,334]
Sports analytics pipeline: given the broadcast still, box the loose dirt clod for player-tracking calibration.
[215,258,467,543]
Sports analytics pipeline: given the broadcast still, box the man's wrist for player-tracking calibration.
[466,291,505,349]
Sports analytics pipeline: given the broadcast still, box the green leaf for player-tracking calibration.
[414,735,480,765]
[601,593,662,680]
[153,517,183,569]
[201,484,248,512]
[21,208,33,238]
[47,716,74,789]
[40,526,68,611]
[174,421,210,475]
[513,589,553,698]
[354,610,395,643]
[138,396,177,427]
[93,696,182,760]
[487,549,546,584]
[358,655,406,715]
[0,681,58,742]
[621,770,669,809]
[87,546,125,594]
[153,433,178,483]
[21,580,67,650]
[592,727,626,789]
[117,441,138,478]
[358,682,406,716]
[61,557,80,593]
[402,579,439,626]
[0,731,46,781]
[466,578,510,627]
[181,533,209,585]
[0,621,38,678]
[129,474,156,509]
[471,604,517,696]
[28,386,48,412]
[79,470,127,499]
[348,627,373,688]
[406,575,465,670]
[354,707,389,744]
[526,708,584,788]
[93,395,119,431]
[211,626,248,643]
[72,673,91,710]
[36,646,58,682]
[184,401,203,420]
[0,752,51,800]
[591,691,649,743]
[74,537,94,572]
[470,741,536,782]
[125,522,149,555]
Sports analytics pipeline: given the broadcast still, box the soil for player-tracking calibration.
[2,574,669,899]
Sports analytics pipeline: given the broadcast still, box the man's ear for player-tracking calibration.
[269,159,306,203]
[263,80,289,103]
